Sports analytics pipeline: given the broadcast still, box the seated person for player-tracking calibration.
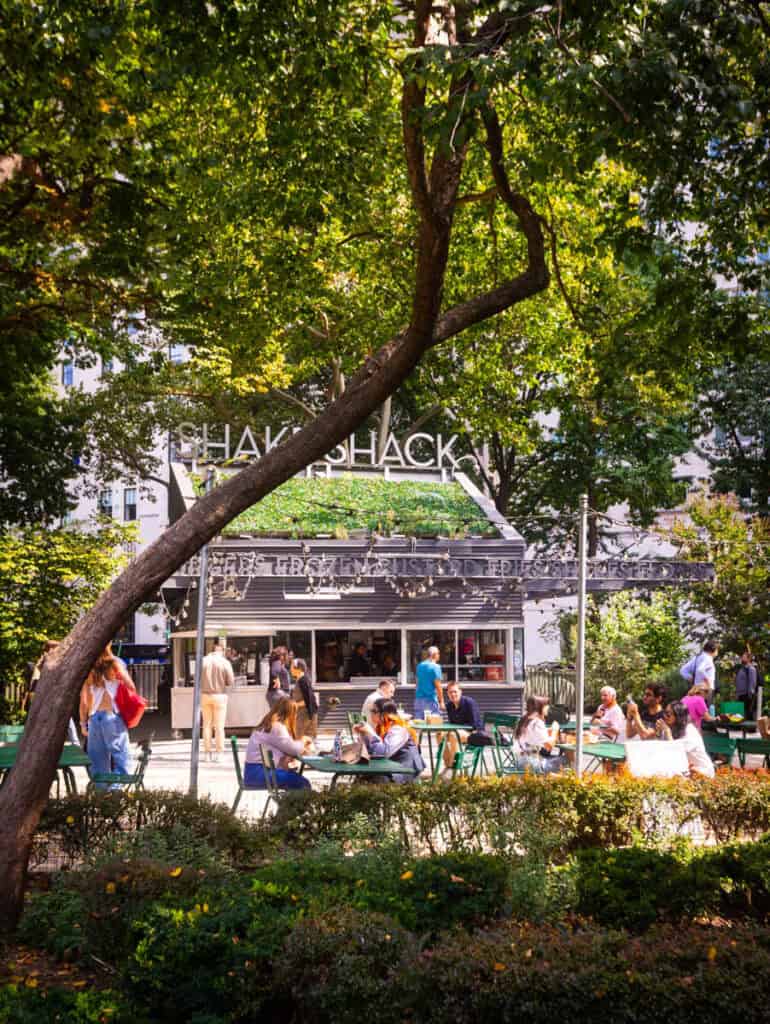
[656,700,715,778]
[626,684,667,740]
[362,679,396,718]
[443,681,485,768]
[348,642,372,679]
[681,682,717,733]
[514,695,565,774]
[354,698,425,783]
[591,686,627,742]
[244,697,312,790]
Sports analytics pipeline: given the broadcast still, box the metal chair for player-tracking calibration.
[545,704,570,726]
[484,713,521,775]
[347,711,365,740]
[87,733,153,793]
[0,725,24,743]
[703,732,736,766]
[230,736,285,817]
[736,738,770,769]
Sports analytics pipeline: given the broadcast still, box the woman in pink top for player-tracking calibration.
[681,683,716,733]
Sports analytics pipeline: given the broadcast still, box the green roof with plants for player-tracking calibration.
[213,475,499,539]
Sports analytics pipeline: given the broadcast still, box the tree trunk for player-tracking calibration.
[0,8,548,929]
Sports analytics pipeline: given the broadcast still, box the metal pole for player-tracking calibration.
[189,467,215,797]
[574,494,589,778]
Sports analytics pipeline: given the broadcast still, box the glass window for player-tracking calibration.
[113,615,135,646]
[169,343,187,364]
[62,361,74,387]
[512,628,524,682]
[98,489,113,517]
[225,635,271,685]
[123,487,137,521]
[458,629,507,682]
[314,630,400,682]
[407,630,456,684]
[272,631,313,665]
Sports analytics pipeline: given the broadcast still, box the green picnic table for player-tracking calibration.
[300,755,413,788]
[411,721,470,776]
[578,741,626,773]
[0,742,91,795]
[704,719,758,737]
[736,737,770,769]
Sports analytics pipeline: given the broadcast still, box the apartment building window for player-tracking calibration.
[101,356,114,376]
[169,343,187,364]
[98,489,113,517]
[113,614,135,645]
[123,487,137,521]
[61,361,74,387]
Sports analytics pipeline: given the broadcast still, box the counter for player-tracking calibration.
[171,685,268,731]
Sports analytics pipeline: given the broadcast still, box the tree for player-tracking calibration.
[700,358,770,515]
[672,492,770,667]
[0,520,132,703]
[1,0,767,928]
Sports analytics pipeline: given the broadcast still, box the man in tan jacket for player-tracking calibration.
[200,640,234,761]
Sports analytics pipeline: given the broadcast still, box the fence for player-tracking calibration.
[525,664,576,711]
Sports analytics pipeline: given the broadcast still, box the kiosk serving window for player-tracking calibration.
[407,628,524,683]
[315,630,401,681]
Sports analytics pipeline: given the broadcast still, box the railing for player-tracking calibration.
[525,664,576,711]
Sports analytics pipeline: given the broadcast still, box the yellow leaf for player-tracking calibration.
[25,978,38,988]
[169,867,183,878]
[400,870,413,881]
[98,98,111,113]
[71,980,87,989]
[66,815,75,825]
[493,963,506,972]
[105,882,116,894]
[707,946,717,962]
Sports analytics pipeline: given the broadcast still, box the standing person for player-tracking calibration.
[514,696,565,774]
[680,641,719,701]
[291,657,318,739]
[267,647,290,708]
[348,641,372,678]
[244,698,312,790]
[735,650,758,720]
[79,647,134,786]
[625,684,667,740]
[414,645,444,719]
[200,640,234,762]
[590,686,627,742]
[354,698,425,783]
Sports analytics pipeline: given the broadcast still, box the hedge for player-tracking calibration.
[33,772,770,872]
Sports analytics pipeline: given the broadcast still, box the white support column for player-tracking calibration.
[575,493,589,778]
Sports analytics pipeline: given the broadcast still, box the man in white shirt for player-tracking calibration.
[680,641,719,700]
[200,640,234,761]
[361,679,396,718]
[591,686,626,742]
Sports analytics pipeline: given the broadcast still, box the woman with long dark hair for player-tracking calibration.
[267,646,290,708]
[514,695,565,774]
[657,700,714,777]
[244,697,312,790]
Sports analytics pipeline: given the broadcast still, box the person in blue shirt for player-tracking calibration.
[414,645,444,719]
[443,681,484,768]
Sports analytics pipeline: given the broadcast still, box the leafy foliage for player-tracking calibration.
[0,521,131,701]
[217,475,497,538]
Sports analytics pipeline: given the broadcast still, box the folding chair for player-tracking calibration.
[736,738,770,770]
[230,736,284,817]
[703,732,736,767]
[545,704,570,726]
[484,713,521,776]
[87,733,153,793]
[347,711,365,740]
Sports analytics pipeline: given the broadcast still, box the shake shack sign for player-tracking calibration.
[176,423,469,469]
[180,551,714,584]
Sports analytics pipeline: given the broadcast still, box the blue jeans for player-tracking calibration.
[88,711,132,787]
[414,697,441,720]
[244,763,310,790]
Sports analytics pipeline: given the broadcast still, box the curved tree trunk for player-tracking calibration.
[0,6,548,928]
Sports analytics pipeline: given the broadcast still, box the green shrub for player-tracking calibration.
[403,920,770,1024]
[0,984,141,1024]
[35,790,271,869]
[277,908,418,1024]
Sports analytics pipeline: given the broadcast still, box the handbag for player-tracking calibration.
[337,739,371,764]
[115,681,147,728]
